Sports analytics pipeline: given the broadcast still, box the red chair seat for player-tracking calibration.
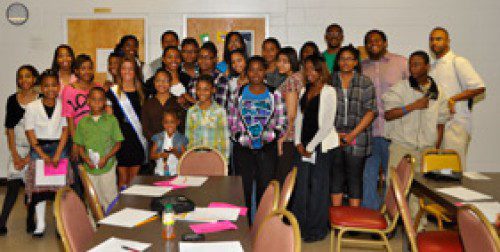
[417,231,463,252]
[330,206,388,230]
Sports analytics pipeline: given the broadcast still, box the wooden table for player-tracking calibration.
[85,176,251,251]
[411,172,500,214]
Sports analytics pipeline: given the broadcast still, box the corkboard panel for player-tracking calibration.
[187,18,266,61]
[67,18,145,84]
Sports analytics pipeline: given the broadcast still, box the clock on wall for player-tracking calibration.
[6,2,29,26]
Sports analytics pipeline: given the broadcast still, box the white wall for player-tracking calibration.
[1,0,499,177]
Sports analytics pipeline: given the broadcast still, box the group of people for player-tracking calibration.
[0,23,485,243]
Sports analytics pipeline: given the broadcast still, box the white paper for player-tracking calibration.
[301,152,316,164]
[98,208,157,228]
[121,184,172,197]
[35,159,66,186]
[88,237,151,252]
[179,241,244,252]
[96,48,114,73]
[170,82,186,97]
[463,172,491,180]
[88,149,100,168]
[179,207,240,222]
[468,201,500,223]
[437,186,492,201]
[439,168,453,175]
[171,176,208,187]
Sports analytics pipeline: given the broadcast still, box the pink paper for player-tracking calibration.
[153,179,188,190]
[44,158,69,176]
[189,221,238,234]
[208,202,248,216]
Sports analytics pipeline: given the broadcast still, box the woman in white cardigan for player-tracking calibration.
[291,55,339,242]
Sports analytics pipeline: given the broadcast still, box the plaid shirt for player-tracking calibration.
[187,70,229,109]
[228,85,287,149]
[332,72,377,157]
[185,102,230,159]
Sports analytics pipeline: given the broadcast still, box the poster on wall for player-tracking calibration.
[237,30,254,56]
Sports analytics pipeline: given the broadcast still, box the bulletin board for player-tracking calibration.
[64,16,147,84]
[184,14,268,62]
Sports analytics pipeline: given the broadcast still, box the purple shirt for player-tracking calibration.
[361,52,408,137]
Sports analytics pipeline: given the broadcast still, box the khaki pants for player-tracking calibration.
[88,165,118,210]
[388,142,431,230]
[442,122,471,171]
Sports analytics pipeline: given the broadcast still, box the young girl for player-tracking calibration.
[218,32,247,75]
[262,38,286,88]
[228,56,287,220]
[276,47,304,184]
[150,111,187,176]
[299,41,321,65]
[105,51,122,91]
[142,69,185,142]
[51,44,77,89]
[107,58,147,188]
[227,48,249,106]
[331,45,376,207]
[291,56,338,242]
[185,75,230,160]
[0,65,39,235]
[61,54,100,161]
[24,70,70,237]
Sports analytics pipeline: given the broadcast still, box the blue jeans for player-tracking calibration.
[361,137,390,210]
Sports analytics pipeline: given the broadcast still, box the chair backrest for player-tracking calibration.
[458,204,500,252]
[252,180,280,243]
[422,149,462,173]
[384,154,414,220]
[77,165,105,222]
[391,170,419,252]
[177,146,227,176]
[254,209,301,252]
[278,167,297,210]
[55,187,95,252]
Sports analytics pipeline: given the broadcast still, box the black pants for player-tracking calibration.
[275,141,297,185]
[291,147,333,239]
[0,179,34,228]
[234,142,277,223]
[330,147,366,199]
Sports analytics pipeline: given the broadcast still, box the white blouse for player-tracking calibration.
[24,98,67,140]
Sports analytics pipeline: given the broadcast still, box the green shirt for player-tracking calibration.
[74,113,124,175]
[323,51,337,74]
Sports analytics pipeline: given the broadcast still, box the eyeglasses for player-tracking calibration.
[339,57,356,62]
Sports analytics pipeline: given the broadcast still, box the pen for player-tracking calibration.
[135,216,158,227]
[121,245,140,252]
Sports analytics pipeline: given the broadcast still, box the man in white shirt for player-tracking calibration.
[429,27,486,170]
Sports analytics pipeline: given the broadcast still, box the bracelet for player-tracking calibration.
[401,106,408,115]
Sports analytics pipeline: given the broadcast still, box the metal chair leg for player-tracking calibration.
[414,207,424,231]
[337,229,346,252]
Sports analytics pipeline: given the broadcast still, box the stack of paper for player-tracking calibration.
[98,208,157,228]
[179,241,243,252]
[462,172,491,180]
[88,237,151,252]
[468,201,500,223]
[121,184,172,197]
[436,186,492,201]
[178,207,240,222]
[208,202,248,216]
[189,221,238,234]
[171,176,208,187]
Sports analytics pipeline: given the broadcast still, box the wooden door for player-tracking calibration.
[186,17,266,61]
[67,18,145,84]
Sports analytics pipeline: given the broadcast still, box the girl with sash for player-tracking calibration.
[106,58,147,188]
[0,65,39,236]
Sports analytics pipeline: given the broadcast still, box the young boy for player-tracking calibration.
[150,111,188,176]
[185,74,230,160]
[74,86,123,209]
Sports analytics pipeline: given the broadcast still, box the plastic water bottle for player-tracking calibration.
[162,203,175,240]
